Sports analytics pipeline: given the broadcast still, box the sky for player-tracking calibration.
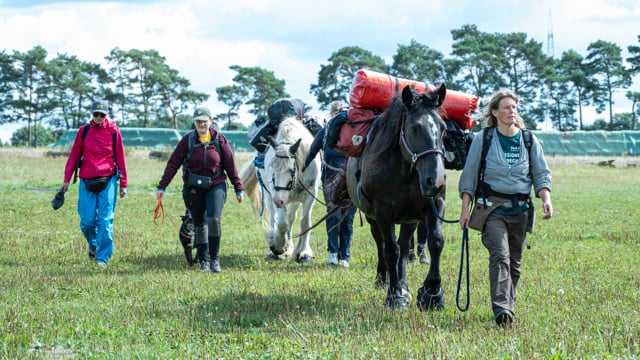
[1,0,639,142]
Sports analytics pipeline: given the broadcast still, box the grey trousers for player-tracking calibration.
[481,210,528,317]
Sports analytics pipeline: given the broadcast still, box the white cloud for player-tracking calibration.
[0,0,638,143]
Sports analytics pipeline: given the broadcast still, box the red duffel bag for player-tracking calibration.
[333,108,377,157]
[349,69,478,129]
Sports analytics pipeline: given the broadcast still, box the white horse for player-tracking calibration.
[239,117,321,263]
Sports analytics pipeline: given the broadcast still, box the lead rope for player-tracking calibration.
[428,197,469,311]
[456,227,470,312]
[153,198,165,225]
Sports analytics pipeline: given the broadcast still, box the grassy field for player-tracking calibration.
[1,148,639,359]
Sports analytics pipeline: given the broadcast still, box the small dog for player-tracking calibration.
[179,209,195,266]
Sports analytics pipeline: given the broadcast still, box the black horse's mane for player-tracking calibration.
[366,88,442,175]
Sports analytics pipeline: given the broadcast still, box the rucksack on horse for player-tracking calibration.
[249,98,307,153]
[331,108,377,157]
[443,120,474,170]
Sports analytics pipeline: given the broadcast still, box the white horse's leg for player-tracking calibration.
[269,206,291,257]
[294,197,316,263]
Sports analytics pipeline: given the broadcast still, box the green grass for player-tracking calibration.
[1,148,639,359]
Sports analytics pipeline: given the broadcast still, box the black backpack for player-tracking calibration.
[322,111,348,151]
[443,120,474,170]
[267,98,304,128]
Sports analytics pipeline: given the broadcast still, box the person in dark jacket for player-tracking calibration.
[156,106,244,273]
[61,100,128,267]
[303,101,356,268]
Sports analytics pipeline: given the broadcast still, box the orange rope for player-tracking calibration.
[154,198,165,225]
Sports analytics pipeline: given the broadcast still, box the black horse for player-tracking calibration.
[346,85,448,311]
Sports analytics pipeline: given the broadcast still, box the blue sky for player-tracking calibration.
[1,0,638,141]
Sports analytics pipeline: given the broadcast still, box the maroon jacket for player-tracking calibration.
[158,129,243,193]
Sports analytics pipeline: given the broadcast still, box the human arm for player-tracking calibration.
[62,127,85,190]
[157,135,190,197]
[459,192,473,230]
[537,188,553,219]
[303,128,324,171]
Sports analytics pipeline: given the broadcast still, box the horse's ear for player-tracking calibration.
[289,138,302,155]
[401,86,417,107]
[436,83,446,108]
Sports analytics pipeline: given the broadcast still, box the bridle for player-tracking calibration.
[399,115,444,174]
[272,151,298,192]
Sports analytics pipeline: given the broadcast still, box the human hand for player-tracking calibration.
[120,187,127,199]
[542,201,553,219]
[156,189,164,200]
[236,193,243,203]
[61,182,69,192]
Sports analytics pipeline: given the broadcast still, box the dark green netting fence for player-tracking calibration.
[51,128,639,156]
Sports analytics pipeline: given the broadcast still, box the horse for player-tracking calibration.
[345,84,448,311]
[239,117,322,263]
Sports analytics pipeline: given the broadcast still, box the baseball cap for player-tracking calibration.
[91,100,109,114]
[193,106,212,121]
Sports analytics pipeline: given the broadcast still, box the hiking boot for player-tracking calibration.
[338,259,350,268]
[210,259,222,273]
[326,253,338,265]
[495,309,514,327]
[88,250,96,260]
[199,261,211,273]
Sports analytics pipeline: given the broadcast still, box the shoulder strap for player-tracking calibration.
[183,130,197,171]
[522,129,533,177]
[479,127,494,181]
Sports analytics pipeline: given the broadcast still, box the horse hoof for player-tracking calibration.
[383,293,409,311]
[416,286,445,311]
[401,286,412,302]
[266,252,286,261]
[296,254,312,264]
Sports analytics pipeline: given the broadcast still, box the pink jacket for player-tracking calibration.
[63,119,128,188]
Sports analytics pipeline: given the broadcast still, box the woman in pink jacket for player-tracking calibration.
[61,100,128,267]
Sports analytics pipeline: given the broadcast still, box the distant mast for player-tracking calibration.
[542,9,554,131]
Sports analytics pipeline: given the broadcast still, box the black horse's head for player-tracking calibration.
[399,84,447,197]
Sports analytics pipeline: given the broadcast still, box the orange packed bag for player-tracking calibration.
[349,69,478,129]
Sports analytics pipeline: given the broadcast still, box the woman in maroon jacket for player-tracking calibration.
[156,106,243,273]
[61,100,128,267]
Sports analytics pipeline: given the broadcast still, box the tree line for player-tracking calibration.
[1,24,639,146]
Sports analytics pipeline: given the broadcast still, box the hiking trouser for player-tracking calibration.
[78,176,118,264]
[481,210,528,317]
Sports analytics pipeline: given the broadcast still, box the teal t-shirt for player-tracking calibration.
[497,130,521,165]
[495,130,529,215]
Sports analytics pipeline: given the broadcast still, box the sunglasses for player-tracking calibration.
[93,112,106,118]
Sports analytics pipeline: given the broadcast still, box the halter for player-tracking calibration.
[399,116,444,173]
[272,152,298,191]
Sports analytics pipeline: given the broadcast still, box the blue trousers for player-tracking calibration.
[78,176,118,263]
[323,166,356,261]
